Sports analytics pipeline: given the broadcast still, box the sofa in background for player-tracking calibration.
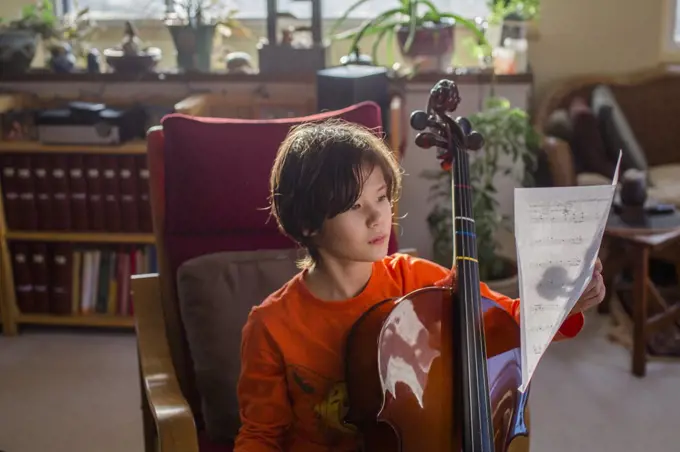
[534,65,680,207]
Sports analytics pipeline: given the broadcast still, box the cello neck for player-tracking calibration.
[410,79,495,452]
[450,145,495,452]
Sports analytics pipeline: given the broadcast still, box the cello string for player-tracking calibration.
[461,145,482,449]
[463,134,493,449]
[455,137,479,450]
[465,140,488,447]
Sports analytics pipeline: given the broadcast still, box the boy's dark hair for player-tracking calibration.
[269,119,402,268]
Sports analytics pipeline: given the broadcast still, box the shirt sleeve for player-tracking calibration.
[234,311,292,452]
[480,282,585,341]
[401,253,585,341]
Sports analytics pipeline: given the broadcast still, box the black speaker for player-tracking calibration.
[316,65,391,133]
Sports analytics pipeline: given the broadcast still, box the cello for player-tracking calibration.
[344,79,530,452]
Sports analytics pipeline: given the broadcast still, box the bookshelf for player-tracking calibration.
[0,138,156,336]
[0,140,148,154]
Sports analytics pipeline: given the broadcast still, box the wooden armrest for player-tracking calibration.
[132,273,199,452]
[541,135,577,187]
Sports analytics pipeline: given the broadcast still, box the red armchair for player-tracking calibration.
[132,101,406,452]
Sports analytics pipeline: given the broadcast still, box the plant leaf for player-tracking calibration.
[438,12,486,45]
[328,0,373,38]
[371,24,396,64]
[347,8,405,54]
[404,0,418,52]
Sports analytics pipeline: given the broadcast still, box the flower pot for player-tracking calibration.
[485,22,503,48]
[103,47,162,74]
[396,20,455,72]
[0,29,38,75]
[168,24,215,73]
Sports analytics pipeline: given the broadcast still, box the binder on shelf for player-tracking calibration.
[0,141,156,334]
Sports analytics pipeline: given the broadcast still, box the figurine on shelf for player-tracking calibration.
[225,51,254,74]
[121,21,143,56]
[102,20,162,73]
[87,48,102,73]
[48,41,77,73]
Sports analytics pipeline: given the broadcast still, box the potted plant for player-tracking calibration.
[0,0,58,75]
[423,96,539,296]
[485,0,539,48]
[164,0,250,73]
[329,0,486,71]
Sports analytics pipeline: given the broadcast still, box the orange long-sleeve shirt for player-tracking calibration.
[234,253,584,452]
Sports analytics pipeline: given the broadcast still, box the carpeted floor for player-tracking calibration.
[0,311,679,452]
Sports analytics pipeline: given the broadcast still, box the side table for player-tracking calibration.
[602,207,680,377]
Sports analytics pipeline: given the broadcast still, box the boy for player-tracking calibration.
[234,120,605,451]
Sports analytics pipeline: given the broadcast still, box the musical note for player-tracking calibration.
[516,151,621,393]
[531,235,585,246]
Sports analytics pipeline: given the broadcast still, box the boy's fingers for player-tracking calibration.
[594,258,603,274]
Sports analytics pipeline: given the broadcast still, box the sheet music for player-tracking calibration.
[516,152,621,393]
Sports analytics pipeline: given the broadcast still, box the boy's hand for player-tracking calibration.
[434,269,455,288]
[569,258,605,315]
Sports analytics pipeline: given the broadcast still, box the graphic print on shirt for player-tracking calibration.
[287,364,357,441]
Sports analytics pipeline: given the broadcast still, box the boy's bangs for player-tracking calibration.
[324,148,391,219]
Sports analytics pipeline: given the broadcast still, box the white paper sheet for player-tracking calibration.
[515,152,621,392]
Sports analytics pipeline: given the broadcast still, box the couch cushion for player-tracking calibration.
[576,172,613,186]
[544,108,573,142]
[567,97,617,178]
[176,248,301,444]
[648,164,680,207]
[577,164,680,208]
[591,85,648,172]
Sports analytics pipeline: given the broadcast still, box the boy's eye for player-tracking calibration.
[351,203,361,210]
[378,195,388,202]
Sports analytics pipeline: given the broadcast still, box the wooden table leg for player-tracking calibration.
[599,238,628,314]
[632,245,650,377]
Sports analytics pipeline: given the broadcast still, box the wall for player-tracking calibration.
[529,0,666,101]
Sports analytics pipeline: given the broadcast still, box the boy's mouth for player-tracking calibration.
[369,234,387,245]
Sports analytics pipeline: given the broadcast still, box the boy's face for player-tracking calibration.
[314,165,393,265]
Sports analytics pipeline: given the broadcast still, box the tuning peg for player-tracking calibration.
[410,110,431,131]
[455,116,472,135]
[414,132,447,149]
[467,131,484,151]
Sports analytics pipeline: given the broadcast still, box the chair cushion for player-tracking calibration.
[176,248,301,443]
[161,101,383,236]
[159,100,388,276]
[591,84,648,172]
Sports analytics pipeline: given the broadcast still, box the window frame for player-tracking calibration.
[65,0,490,25]
[660,0,680,61]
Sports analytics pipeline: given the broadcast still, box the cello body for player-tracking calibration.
[343,80,530,452]
[344,289,529,451]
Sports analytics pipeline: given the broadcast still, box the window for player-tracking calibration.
[675,0,680,43]
[69,0,490,22]
[661,0,680,59]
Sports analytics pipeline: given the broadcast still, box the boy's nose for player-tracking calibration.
[367,206,382,226]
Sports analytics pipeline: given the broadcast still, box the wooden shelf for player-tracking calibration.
[17,313,134,328]
[0,140,147,154]
[0,69,534,85]
[5,231,155,244]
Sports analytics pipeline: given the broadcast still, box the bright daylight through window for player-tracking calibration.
[675,0,680,43]
[69,0,490,21]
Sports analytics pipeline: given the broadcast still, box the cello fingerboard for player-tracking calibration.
[450,147,495,452]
